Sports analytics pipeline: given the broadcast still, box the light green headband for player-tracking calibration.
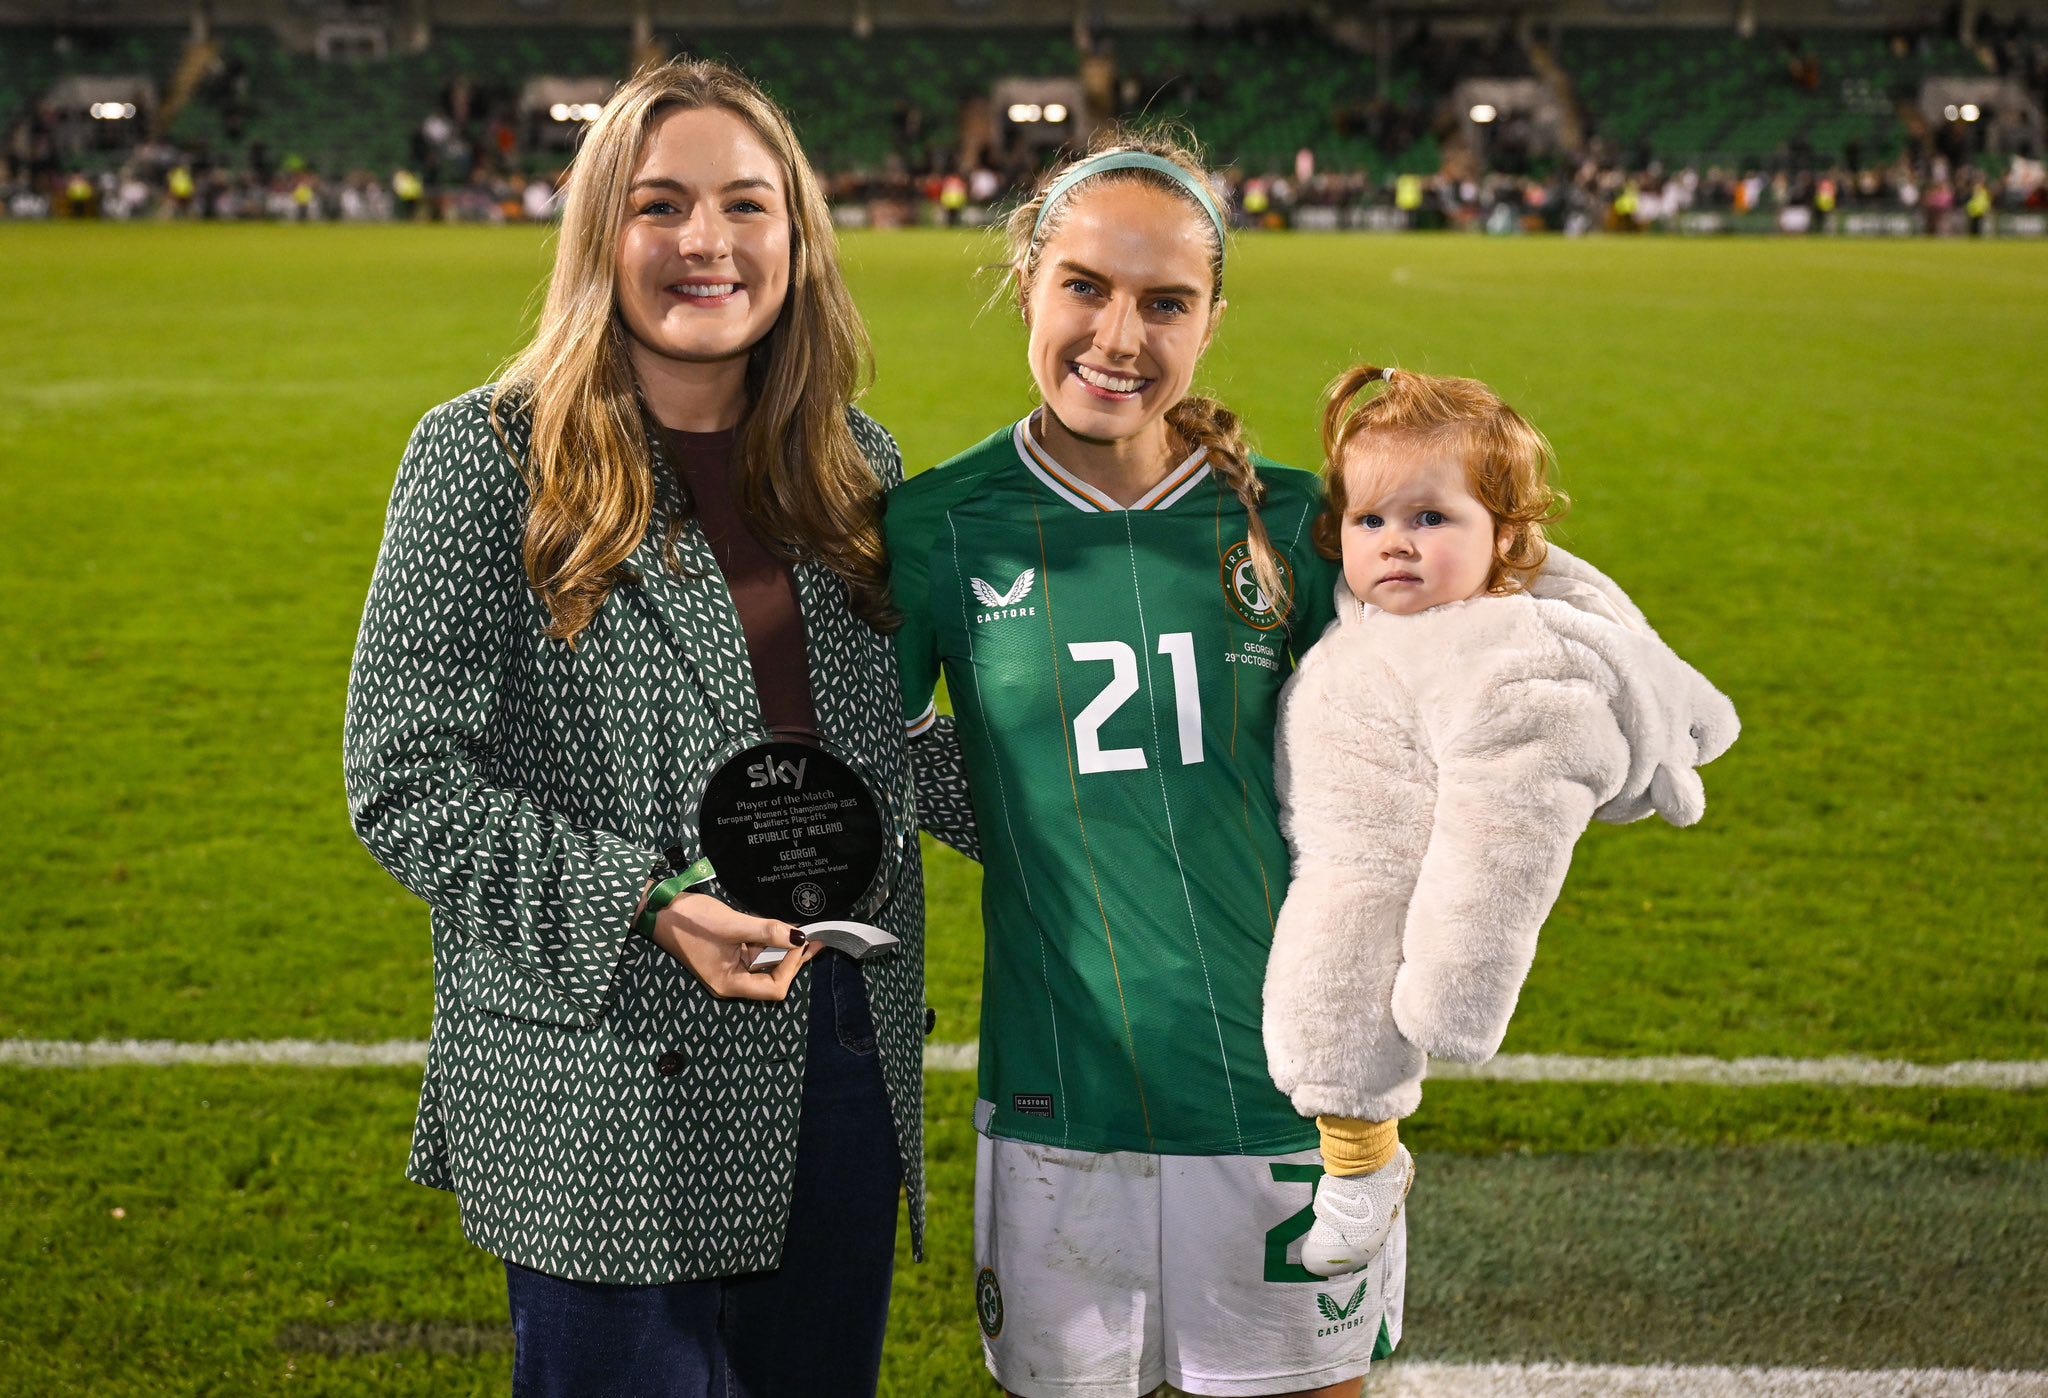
[1031,151,1228,272]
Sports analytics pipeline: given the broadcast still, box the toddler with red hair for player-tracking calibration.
[1263,366,1740,1277]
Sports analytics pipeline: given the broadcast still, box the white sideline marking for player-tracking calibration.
[922,1040,977,1072]
[0,1039,433,1068]
[1429,1053,2048,1091]
[1,1040,2044,1088]
[1362,1361,2048,1396]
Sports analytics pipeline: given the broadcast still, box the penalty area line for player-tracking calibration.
[1363,1361,2048,1396]
[0,1040,2045,1088]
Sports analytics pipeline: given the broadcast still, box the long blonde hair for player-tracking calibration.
[492,60,892,645]
[998,126,1291,623]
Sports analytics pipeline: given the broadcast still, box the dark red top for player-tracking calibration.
[657,424,817,736]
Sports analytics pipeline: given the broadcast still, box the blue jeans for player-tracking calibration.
[505,952,903,1398]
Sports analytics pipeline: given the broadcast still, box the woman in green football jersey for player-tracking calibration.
[891,129,1394,1398]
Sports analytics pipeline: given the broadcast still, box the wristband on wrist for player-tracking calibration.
[635,856,717,941]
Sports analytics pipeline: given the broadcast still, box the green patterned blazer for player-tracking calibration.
[345,387,926,1284]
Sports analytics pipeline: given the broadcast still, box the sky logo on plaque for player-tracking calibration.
[747,753,809,788]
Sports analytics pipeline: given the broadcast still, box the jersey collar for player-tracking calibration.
[1012,413,1212,514]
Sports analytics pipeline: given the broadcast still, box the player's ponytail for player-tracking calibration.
[1167,395,1291,626]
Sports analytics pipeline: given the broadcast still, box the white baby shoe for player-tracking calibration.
[1300,1146,1415,1278]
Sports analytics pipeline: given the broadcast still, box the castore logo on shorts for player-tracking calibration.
[1314,1277,1371,1337]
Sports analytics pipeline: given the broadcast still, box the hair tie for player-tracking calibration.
[1032,151,1228,269]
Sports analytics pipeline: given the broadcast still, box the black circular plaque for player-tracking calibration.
[695,739,888,923]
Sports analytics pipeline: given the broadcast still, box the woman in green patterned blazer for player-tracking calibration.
[344,62,925,1396]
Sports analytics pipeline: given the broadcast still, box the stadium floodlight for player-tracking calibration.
[550,103,571,121]
[89,102,138,121]
[1470,104,1498,124]
[1008,103,1044,123]
[1044,103,1068,123]
[1960,103,1981,122]
[1944,104,1960,120]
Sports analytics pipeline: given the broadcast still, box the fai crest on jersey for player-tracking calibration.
[1220,540,1292,631]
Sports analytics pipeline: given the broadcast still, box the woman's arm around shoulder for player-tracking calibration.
[882,451,983,862]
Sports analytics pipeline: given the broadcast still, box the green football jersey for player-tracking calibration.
[889,416,1339,1156]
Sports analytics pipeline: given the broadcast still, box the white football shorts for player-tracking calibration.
[972,1133,1404,1398]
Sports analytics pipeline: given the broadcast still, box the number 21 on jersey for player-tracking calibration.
[1068,633,1202,775]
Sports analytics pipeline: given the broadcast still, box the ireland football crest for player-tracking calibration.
[1220,539,1293,630]
[975,1267,1005,1338]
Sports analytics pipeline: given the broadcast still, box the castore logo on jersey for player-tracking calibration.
[970,568,1038,624]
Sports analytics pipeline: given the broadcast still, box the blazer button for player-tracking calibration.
[923,1008,937,1037]
[656,1051,685,1078]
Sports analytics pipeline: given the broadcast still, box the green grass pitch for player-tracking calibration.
[3,224,2045,1393]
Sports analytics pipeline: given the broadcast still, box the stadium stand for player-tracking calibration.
[4,8,2043,233]
[1560,25,1984,169]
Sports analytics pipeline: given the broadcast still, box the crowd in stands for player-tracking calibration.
[11,142,2040,240]
[1290,150,2044,236]
[4,13,2044,234]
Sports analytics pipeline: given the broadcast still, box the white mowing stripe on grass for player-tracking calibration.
[1364,1361,2048,1397]
[1,1040,2045,1089]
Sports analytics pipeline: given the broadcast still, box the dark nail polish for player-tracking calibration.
[788,929,806,946]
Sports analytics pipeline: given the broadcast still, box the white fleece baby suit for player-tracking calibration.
[1264,550,1740,1122]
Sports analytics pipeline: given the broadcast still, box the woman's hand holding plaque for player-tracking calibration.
[649,892,823,1000]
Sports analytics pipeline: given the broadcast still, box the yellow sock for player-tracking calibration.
[1316,1115,1399,1177]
